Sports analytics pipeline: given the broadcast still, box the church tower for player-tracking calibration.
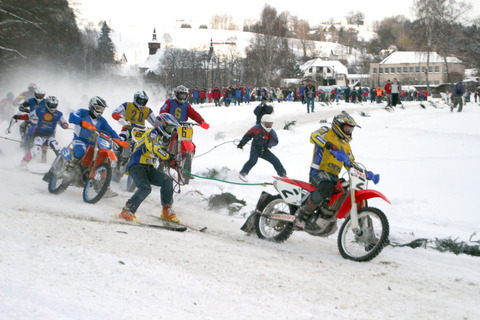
[148,28,161,55]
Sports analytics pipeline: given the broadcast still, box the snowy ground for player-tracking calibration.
[1,98,479,320]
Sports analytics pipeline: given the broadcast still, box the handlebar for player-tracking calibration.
[178,121,198,126]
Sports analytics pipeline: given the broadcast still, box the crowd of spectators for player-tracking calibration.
[162,82,469,108]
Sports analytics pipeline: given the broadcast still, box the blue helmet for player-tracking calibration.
[155,113,179,138]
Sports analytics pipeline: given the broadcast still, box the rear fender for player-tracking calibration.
[255,191,276,212]
[336,189,391,219]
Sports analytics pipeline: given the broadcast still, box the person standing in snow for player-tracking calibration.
[304,81,316,113]
[451,79,466,112]
[237,114,287,181]
[117,113,181,223]
[253,96,273,125]
[384,79,392,107]
[391,78,402,107]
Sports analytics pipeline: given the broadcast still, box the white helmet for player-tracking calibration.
[261,114,274,132]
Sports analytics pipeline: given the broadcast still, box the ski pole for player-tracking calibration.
[0,135,22,143]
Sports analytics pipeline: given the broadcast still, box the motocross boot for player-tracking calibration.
[161,206,180,223]
[117,204,141,223]
[294,198,318,230]
[63,157,80,180]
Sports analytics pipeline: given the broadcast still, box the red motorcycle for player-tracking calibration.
[243,162,390,262]
[159,121,197,185]
[44,127,128,204]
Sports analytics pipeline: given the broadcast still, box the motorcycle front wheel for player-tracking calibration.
[254,196,294,242]
[181,152,193,185]
[337,207,389,262]
[83,163,112,204]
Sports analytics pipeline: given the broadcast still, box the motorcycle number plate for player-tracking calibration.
[274,180,303,205]
[350,167,366,190]
[133,130,144,140]
[178,126,193,141]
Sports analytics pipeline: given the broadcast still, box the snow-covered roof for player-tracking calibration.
[301,58,348,75]
[379,51,462,64]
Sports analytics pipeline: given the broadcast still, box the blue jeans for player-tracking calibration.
[127,164,173,213]
[309,171,338,205]
[306,97,315,113]
[240,147,286,176]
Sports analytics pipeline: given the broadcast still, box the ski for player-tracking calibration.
[147,214,207,232]
[114,218,187,232]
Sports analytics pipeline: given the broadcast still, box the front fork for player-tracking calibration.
[349,179,361,235]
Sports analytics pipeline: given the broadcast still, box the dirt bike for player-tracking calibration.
[44,129,128,204]
[112,124,146,193]
[6,115,49,162]
[242,162,390,262]
[159,121,197,186]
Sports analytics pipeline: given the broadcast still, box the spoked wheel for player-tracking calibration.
[83,163,112,204]
[48,157,70,194]
[254,196,294,242]
[337,207,389,262]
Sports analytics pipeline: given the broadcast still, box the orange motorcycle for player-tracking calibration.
[44,127,128,204]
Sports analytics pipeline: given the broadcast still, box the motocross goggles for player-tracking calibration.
[165,125,176,134]
[92,104,106,114]
[177,92,188,101]
[342,124,354,134]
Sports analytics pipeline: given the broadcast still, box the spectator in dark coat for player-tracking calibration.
[451,79,466,112]
[253,96,273,124]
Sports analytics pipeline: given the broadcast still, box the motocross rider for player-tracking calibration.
[160,85,210,129]
[111,90,156,152]
[295,111,364,230]
[19,96,69,167]
[16,87,46,148]
[111,90,156,176]
[67,96,124,171]
[117,113,181,223]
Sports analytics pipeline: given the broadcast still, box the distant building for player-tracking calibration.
[300,58,348,87]
[347,74,370,88]
[139,28,162,74]
[369,51,464,87]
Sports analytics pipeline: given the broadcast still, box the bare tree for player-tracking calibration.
[210,13,238,31]
[291,18,313,59]
[345,11,365,25]
[413,0,472,90]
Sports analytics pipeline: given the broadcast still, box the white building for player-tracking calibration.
[300,58,348,87]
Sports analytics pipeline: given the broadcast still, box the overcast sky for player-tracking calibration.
[71,0,480,31]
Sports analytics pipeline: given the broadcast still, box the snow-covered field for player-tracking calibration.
[1,98,479,320]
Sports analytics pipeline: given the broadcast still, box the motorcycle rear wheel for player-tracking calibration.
[83,163,112,204]
[337,207,389,262]
[254,196,294,242]
[48,156,70,194]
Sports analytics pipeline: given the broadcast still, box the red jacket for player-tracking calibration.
[384,83,392,94]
